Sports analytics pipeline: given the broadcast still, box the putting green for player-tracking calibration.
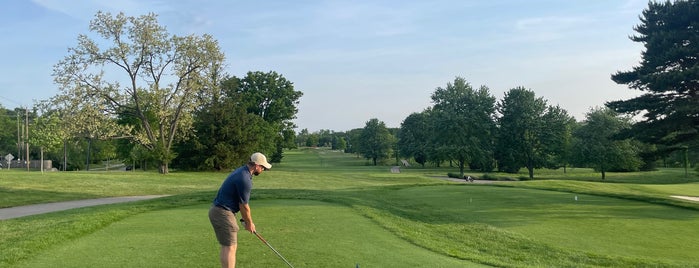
[13,200,488,267]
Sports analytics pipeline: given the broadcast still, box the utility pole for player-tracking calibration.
[25,108,29,171]
[17,111,20,168]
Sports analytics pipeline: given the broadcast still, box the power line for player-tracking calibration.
[0,95,26,107]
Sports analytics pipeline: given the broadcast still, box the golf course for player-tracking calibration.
[1,148,698,267]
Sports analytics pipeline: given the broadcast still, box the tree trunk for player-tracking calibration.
[63,140,67,171]
[86,138,91,171]
[600,162,606,180]
[40,147,44,174]
[159,162,168,174]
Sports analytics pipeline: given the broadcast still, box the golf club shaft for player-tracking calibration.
[241,219,294,268]
[253,231,295,268]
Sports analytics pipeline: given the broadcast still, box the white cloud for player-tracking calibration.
[31,0,170,19]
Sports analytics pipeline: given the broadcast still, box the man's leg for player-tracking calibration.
[210,206,240,268]
[220,244,237,268]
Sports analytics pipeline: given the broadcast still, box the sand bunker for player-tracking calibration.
[670,195,699,202]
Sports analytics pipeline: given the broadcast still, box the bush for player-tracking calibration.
[481,173,498,180]
[447,172,461,179]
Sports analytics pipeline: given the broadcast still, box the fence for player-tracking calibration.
[1,160,53,170]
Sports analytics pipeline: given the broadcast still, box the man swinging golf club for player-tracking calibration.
[209,152,271,268]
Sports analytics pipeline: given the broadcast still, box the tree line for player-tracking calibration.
[0,1,697,176]
[298,0,699,179]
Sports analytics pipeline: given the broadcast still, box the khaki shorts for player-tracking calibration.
[209,205,239,246]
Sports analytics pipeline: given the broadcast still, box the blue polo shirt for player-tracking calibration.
[212,165,253,213]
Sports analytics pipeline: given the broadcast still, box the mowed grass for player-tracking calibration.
[1,148,699,267]
[0,171,223,208]
[12,200,484,268]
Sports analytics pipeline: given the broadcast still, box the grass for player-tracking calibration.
[0,171,222,208]
[1,148,699,267]
[11,200,482,268]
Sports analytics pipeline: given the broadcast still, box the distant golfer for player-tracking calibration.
[209,152,272,268]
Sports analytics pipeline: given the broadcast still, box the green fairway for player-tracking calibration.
[387,185,699,263]
[2,148,699,267]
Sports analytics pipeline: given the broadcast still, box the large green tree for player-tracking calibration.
[572,107,642,180]
[233,71,303,162]
[174,91,275,171]
[495,87,574,179]
[52,12,225,174]
[541,105,576,172]
[358,118,394,165]
[431,77,496,177]
[398,110,431,167]
[607,0,699,153]
[496,87,547,175]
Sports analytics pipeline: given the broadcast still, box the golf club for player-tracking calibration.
[241,219,295,268]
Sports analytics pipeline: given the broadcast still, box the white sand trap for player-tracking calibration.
[670,195,699,202]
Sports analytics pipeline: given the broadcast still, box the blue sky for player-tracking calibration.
[1,0,647,132]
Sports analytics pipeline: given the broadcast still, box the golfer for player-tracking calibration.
[209,152,272,268]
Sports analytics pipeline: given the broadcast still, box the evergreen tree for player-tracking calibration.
[608,0,699,153]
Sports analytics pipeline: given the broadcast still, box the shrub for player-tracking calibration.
[481,173,498,180]
[447,172,461,179]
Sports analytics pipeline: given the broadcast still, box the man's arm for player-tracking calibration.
[239,203,256,233]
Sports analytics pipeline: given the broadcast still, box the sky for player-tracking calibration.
[0,0,648,132]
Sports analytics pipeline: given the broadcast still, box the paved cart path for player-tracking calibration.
[0,195,169,220]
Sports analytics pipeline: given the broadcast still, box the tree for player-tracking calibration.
[541,105,576,172]
[332,136,347,151]
[398,111,431,167]
[607,0,699,154]
[29,105,65,172]
[344,128,363,155]
[431,77,496,177]
[495,87,573,179]
[572,107,642,180]
[234,71,303,162]
[358,118,394,165]
[46,92,129,171]
[52,12,225,174]
[496,87,547,175]
[173,79,276,171]
[0,105,18,158]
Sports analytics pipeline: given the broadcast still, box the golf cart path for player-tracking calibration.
[0,195,169,220]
